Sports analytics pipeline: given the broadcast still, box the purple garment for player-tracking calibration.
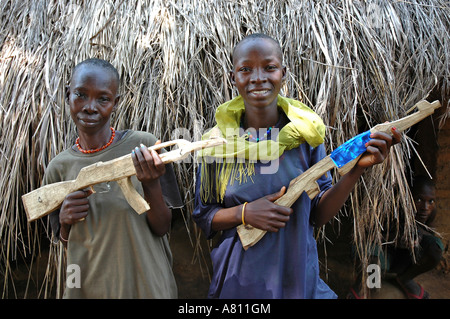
[193,142,337,299]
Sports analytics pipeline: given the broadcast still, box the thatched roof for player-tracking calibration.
[1,0,449,297]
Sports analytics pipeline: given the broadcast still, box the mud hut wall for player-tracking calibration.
[412,94,450,262]
[436,115,450,254]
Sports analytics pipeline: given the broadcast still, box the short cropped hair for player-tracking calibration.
[232,33,283,64]
[412,175,435,196]
[72,58,120,87]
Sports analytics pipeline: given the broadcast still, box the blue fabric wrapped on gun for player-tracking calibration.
[330,130,372,168]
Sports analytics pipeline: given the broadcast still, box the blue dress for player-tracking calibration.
[193,117,337,299]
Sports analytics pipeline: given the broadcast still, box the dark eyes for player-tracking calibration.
[416,198,435,204]
[238,65,278,72]
[73,92,110,103]
[74,92,86,99]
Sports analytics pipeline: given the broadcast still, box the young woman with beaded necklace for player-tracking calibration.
[44,58,182,298]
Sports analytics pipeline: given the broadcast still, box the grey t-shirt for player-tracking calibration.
[44,130,183,298]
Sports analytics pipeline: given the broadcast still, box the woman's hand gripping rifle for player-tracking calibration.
[237,100,441,250]
[22,137,226,222]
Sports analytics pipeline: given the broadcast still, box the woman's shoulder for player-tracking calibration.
[124,130,158,143]
[118,130,160,148]
[46,148,76,168]
[43,148,78,183]
[288,140,326,157]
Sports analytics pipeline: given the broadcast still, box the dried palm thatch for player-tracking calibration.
[0,0,449,298]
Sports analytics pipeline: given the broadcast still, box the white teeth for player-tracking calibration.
[252,90,269,94]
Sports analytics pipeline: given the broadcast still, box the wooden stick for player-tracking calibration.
[23,137,226,222]
[237,100,441,250]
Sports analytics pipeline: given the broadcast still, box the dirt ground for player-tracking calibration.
[171,214,450,299]
[4,214,450,299]
[320,249,450,299]
[317,223,450,299]
[169,215,212,298]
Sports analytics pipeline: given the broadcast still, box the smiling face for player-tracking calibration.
[67,64,119,134]
[230,37,286,110]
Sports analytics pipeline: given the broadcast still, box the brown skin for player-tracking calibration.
[211,37,401,232]
[414,184,436,225]
[59,64,171,246]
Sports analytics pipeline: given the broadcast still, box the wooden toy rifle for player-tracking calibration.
[23,137,226,222]
[237,100,441,250]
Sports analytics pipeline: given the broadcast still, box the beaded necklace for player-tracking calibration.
[76,127,115,154]
[245,126,274,142]
[241,110,282,142]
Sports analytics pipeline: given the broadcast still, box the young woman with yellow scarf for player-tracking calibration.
[193,34,401,299]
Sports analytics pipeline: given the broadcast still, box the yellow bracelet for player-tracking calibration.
[241,202,248,225]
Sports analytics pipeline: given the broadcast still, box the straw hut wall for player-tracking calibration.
[0,0,449,298]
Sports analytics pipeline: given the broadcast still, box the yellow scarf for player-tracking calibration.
[199,95,326,201]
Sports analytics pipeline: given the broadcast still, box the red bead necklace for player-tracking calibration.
[76,127,116,154]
